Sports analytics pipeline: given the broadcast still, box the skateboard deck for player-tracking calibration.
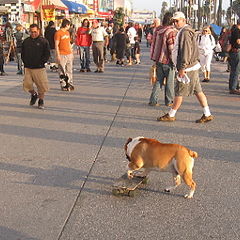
[112,173,148,197]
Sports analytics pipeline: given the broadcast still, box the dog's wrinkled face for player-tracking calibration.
[124,138,132,161]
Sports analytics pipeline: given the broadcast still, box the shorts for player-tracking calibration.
[23,68,49,94]
[175,70,202,97]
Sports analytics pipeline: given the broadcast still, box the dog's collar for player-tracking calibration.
[126,154,131,162]
[126,136,144,158]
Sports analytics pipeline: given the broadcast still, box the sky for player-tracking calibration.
[131,0,230,17]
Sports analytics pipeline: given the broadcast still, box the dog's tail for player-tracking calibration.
[188,149,198,158]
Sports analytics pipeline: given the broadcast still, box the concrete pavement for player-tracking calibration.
[0,44,240,240]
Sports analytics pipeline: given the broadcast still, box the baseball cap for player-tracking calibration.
[172,11,186,20]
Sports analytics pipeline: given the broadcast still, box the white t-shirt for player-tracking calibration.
[90,27,108,42]
[127,27,137,44]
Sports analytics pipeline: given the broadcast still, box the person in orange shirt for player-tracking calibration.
[55,19,74,90]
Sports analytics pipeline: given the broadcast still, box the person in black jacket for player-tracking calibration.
[44,21,57,70]
[22,24,50,109]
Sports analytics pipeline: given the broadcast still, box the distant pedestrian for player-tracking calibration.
[89,19,108,73]
[228,19,240,95]
[114,27,128,65]
[157,12,214,123]
[133,36,141,64]
[127,22,137,65]
[0,40,7,76]
[14,24,29,75]
[76,19,92,72]
[55,19,74,90]
[198,26,216,82]
[44,21,57,70]
[21,24,50,109]
[149,12,177,107]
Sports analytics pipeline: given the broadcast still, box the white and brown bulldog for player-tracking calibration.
[124,137,198,199]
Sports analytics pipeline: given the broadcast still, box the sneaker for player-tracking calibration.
[0,72,7,76]
[98,70,104,73]
[30,93,38,106]
[196,114,214,123]
[80,69,85,72]
[157,113,176,122]
[38,99,44,109]
[148,102,160,107]
[229,89,240,95]
[16,70,23,75]
[86,68,91,72]
[94,69,99,73]
[202,79,210,82]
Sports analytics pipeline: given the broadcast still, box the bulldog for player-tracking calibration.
[124,137,198,199]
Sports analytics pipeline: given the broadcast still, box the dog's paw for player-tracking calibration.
[184,194,193,199]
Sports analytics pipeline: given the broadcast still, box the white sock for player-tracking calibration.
[203,106,211,117]
[169,109,177,117]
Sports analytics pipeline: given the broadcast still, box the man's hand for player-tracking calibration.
[56,55,61,64]
[178,69,186,78]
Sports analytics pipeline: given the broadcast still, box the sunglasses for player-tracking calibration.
[173,20,180,23]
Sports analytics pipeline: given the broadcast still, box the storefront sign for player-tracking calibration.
[43,8,55,21]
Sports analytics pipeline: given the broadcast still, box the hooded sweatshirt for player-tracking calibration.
[172,25,199,71]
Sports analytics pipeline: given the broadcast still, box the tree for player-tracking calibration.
[217,0,223,25]
[113,7,125,26]
[160,1,168,21]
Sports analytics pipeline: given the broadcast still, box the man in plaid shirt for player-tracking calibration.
[149,12,177,107]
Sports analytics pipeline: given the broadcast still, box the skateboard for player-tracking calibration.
[112,173,148,197]
[58,64,74,91]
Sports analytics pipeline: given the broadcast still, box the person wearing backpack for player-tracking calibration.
[198,26,216,82]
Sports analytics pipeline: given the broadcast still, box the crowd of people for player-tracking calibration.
[0,11,239,113]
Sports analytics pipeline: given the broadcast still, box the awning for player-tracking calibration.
[25,0,41,11]
[42,0,68,11]
[61,0,87,14]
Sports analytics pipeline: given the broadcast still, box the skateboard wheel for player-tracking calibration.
[112,189,121,196]
[142,178,148,184]
[128,190,135,197]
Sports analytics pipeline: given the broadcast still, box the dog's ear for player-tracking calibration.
[124,138,132,151]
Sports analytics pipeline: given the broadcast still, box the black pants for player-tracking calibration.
[0,64,4,72]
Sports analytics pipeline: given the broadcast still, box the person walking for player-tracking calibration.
[14,24,29,75]
[89,19,108,73]
[44,21,57,71]
[0,40,7,76]
[149,12,177,107]
[198,26,216,82]
[55,19,74,90]
[114,27,128,66]
[228,19,240,95]
[21,24,50,109]
[127,22,137,65]
[76,19,92,72]
[157,12,214,123]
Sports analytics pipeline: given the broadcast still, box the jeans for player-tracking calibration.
[16,53,23,72]
[229,51,240,90]
[149,62,175,106]
[79,46,90,70]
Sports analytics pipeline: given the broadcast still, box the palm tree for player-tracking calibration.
[217,0,223,25]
